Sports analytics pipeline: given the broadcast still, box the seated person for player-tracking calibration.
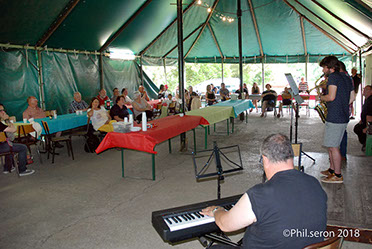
[354,85,372,151]
[186,86,198,111]
[139,85,150,101]
[206,84,217,106]
[23,96,46,120]
[70,92,88,113]
[298,77,308,93]
[121,88,132,104]
[110,95,129,121]
[201,134,327,249]
[157,84,166,99]
[87,97,112,132]
[97,89,109,106]
[251,82,261,112]
[163,94,173,107]
[235,83,249,99]
[0,104,34,176]
[260,84,277,117]
[277,87,294,118]
[23,96,63,147]
[132,91,153,122]
[211,84,218,94]
[219,83,230,101]
[111,88,120,104]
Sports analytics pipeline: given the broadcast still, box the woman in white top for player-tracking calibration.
[87,97,111,131]
[132,91,153,122]
[121,88,132,104]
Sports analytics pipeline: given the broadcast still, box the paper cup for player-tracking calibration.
[179,113,184,117]
[28,118,34,123]
[23,118,27,123]
[124,117,128,123]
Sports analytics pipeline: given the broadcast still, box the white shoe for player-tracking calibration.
[19,169,35,176]
[3,167,16,174]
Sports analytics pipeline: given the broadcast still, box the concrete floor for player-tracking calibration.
[0,109,371,249]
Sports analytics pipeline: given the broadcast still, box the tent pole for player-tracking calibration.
[99,54,104,90]
[238,0,244,121]
[221,58,224,83]
[177,0,186,150]
[163,58,167,85]
[140,57,144,86]
[262,58,265,91]
[359,50,363,115]
[305,54,308,82]
[36,50,46,110]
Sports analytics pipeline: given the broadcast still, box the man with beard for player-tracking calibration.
[319,56,355,183]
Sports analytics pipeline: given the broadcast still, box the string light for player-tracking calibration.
[196,1,235,23]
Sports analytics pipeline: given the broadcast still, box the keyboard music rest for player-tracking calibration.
[152,195,241,243]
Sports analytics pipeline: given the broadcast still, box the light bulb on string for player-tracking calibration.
[207,7,211,13]
[197,0,202,5]
[222,16,226,21]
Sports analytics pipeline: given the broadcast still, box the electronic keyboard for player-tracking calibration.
[152,195,241,243]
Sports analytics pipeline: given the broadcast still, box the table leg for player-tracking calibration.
[193,128,196,154]
[121,148,125,178]
[246,111,248,124]
[231,117,234,133]
[152,154,156,181]
[168,139,172,154]
[205,126,208,149]
[227,119,229,136]
[208,125,210,135]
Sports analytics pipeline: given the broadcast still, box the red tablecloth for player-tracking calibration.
[95,115,209,154]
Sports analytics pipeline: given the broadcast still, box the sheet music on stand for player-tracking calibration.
[285,73,304,105]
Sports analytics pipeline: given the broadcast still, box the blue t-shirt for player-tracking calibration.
[243,169,327,249]
[326,72,353,123]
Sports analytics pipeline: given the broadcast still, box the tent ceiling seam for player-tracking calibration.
[36,0,80,47]
[300,16,308,56]
[162,23,204,58]
[311,0,371,39]
[207,23,224,58]
[139,0,196,56]
[184,0,220,59]
[247,0,264,57]
[99,0,153,52]
[293,0,359,49]
[282,0,354,54]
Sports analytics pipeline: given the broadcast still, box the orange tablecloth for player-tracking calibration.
[277,95,317,101]
[96,115,209,154]
[125,99,161,111]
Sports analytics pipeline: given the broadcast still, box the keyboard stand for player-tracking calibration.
[199,233,242,248]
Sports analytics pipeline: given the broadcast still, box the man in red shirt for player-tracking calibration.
[97,89,109,106]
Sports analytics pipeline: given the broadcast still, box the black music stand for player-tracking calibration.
[285,74,315,163]
[193,142,243,249]
[192,141,243,199]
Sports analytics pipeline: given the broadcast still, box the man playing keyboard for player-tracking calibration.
[201,134,327,249]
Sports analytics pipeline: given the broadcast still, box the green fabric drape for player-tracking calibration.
[0,50,39,121]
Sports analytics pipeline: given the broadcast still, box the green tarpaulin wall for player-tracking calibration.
[0,50,158,121]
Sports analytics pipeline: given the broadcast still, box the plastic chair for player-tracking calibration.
[263,99,277,118]
[16,124,42,163]
[41,121,74,164]
[159,106,168,118]
[0,132,20,177]
[302,236,343,249]
[292,143,303,172]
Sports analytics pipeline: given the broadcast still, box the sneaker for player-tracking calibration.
[277,114,281,118]
[19,169,35,177]
[320,169,332,176]
[260,113,264,117]
[3,167,16,174]
[321,174,343,183]
[350,116,355,120]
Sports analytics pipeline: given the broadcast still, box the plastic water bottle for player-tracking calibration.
[142,112,147,131]
[129,114,133,127]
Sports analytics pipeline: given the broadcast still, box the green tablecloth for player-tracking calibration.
[213,100,254,117]
[186,106,233,126]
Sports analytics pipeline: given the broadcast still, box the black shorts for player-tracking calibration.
[283,99,291,105]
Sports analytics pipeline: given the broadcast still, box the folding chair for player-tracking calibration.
[41,121,74,164]
[292,143,303,172]
[303,236,343,249]
[16,124,42,163]
[0,132,20,177]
